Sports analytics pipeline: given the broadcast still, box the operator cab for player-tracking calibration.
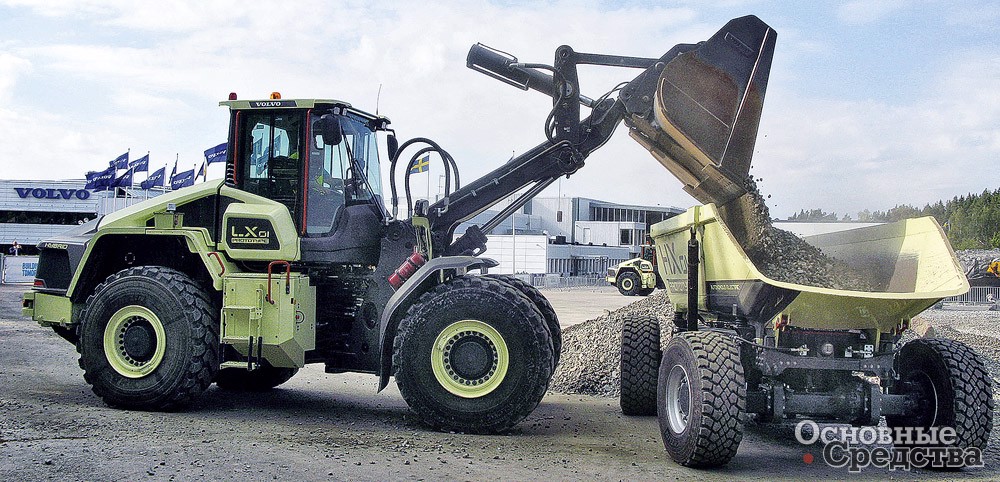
[221,97,392,265]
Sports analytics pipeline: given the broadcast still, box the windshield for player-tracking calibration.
[304,113,383,235]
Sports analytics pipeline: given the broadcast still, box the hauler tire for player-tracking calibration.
[657,330,745,467]
[887,338,992,464]
[393,276,553,434]
[620,315,661,416]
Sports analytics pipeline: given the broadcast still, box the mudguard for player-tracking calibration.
[376,255,498,391]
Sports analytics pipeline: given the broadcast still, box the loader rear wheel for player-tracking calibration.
[485,274,562,369]
[617,271,640,296]
[393,276,553,434]
[620,315,661,416]
[215,365,298,392]
[78,266,219,410]
[657,331,744,467]
[887,338,993,459]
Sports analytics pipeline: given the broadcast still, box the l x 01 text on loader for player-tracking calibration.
[23,16,776,434]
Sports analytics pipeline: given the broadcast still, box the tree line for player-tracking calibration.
[785,188,1000,249]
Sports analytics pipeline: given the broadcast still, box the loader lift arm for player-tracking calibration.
[430,15,776,258]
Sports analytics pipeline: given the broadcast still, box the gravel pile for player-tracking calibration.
[719,179,877,290]
[548,291,672,397]
[955,249,1000,280]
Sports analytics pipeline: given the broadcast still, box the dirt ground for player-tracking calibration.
[2,284,998,480]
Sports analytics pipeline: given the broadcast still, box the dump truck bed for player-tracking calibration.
[649,204,969,332]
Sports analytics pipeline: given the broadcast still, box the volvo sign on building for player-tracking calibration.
[0,179,100,253]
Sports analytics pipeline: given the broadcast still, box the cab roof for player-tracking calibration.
[219,98,388,124]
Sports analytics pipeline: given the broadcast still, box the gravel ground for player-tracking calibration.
[549,290,672,397]
[4,284,1000,479]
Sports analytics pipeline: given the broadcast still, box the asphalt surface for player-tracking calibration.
[2,283,997,480]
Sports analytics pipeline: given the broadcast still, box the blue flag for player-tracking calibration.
[129,154,149,172]
[111,168,134,188]
[86,165,117,190]
[409,154,430,174]
[204,143,227,164]
[110,152,129,170]
[196,161,206,180]
[140,166,165,189]
[170,169,195,190]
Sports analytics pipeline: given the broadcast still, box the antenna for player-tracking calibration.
[375,84,382,115]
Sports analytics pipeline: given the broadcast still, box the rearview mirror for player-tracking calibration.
[386,132,399,160]
[317,114,343,147]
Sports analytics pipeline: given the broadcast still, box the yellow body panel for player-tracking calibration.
[221,274,316,368]
[650,204,969,332]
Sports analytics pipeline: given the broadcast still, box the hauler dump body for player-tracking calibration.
[617,203,991,468]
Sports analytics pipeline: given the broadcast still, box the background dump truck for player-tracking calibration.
[607,244,663,296]
[619,203,992,467]
[22,16,778,435]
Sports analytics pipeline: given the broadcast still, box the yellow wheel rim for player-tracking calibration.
[431,320,509,398]
[621,277,634,291]
[103,305,166,378]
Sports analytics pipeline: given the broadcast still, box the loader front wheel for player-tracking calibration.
[620,315,661,416]
[617,271,640,296]
[887,338,993,458]
[393,276,553,434]
[657,331,745,467]
[215,365,298,392]
[485,274,562,369]
[78,266,219,410]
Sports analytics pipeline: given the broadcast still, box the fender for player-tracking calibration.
[376,255,499,391]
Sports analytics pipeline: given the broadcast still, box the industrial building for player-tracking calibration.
[458,197,684,277]
[0,179,162,254]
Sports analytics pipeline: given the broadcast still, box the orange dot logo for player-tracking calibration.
[803,453,814,464]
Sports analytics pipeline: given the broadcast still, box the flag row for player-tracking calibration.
[84,143,227,192]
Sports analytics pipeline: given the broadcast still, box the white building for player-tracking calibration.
[0,179,164,254]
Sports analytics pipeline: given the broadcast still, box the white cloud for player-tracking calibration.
[0,52,31,101]
[753,50,1000,218]
[836,0,906,25]
[1,1,997,222]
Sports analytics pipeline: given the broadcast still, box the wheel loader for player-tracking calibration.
[23,16,777,435]
[606,244,662,296]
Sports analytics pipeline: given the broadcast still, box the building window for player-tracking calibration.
[620,229,632,246]
[0,210,97,225]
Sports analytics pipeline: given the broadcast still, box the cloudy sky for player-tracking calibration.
[1,0,997,219]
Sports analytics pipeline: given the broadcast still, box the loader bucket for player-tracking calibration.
[627,15,776,207]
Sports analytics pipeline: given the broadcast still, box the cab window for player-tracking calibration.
[240,111,303,217]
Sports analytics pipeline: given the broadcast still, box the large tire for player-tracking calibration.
[617,271,640,296]
[621,315,661,416]
[77,266,219,410]
[215,365,298,392]
[485,274,562,369]
[887,338,993,457]
[657,331,745,467]
[392,276,553,434]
